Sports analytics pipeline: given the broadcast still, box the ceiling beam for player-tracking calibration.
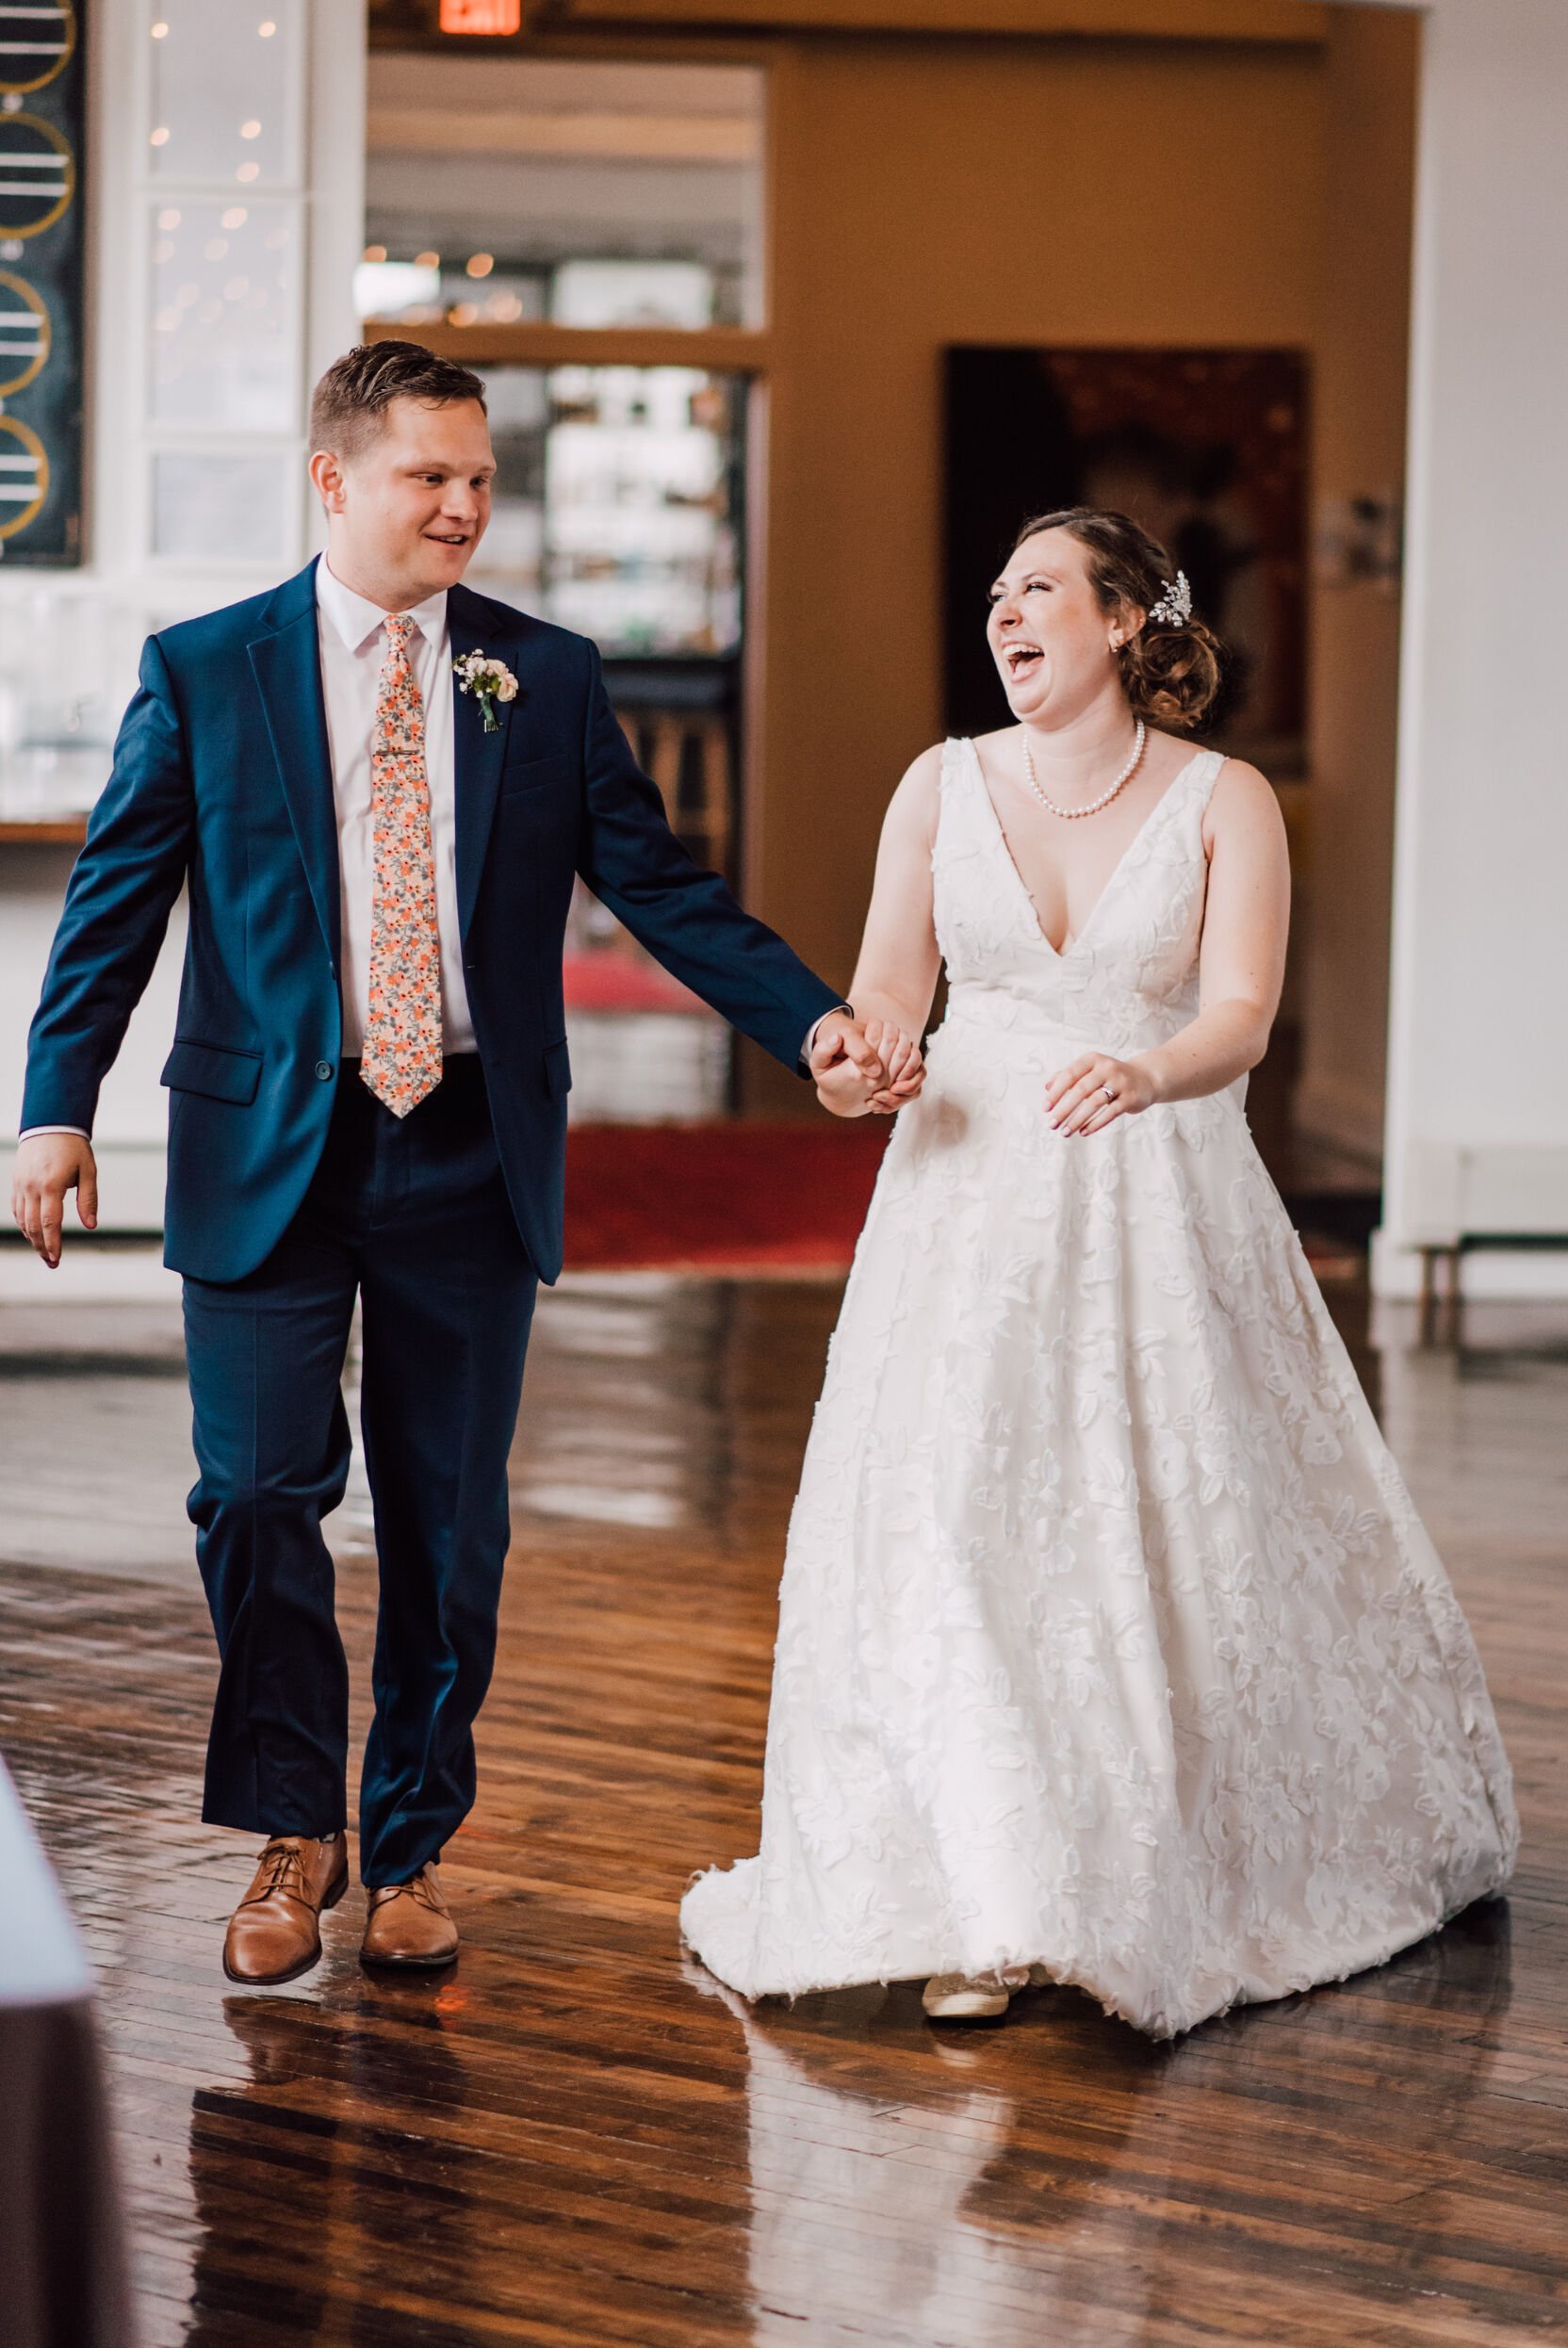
[538,0,1328,40]
[366,317,773,368]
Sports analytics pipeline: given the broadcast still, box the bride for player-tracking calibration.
[679,507,1517,2036]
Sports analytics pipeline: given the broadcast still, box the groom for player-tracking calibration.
[12,340,887,1983]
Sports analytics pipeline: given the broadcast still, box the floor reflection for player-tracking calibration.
[693,1896,1514,2348]
[185,1983,474,2348]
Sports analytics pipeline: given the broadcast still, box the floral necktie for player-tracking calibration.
[361,612,443,1116]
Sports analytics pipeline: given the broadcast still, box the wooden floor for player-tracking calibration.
[2,1269,1566,2347]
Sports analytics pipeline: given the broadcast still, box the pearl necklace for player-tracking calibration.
[1021,720,1146,820]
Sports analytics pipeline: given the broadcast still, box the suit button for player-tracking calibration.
[315,1060,334,1081]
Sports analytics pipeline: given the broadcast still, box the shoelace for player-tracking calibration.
[247,1836,311,1906]
[371,1868,441,1912]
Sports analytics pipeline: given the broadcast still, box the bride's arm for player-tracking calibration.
[1048,760,1289,1136]
[847,746,944,1035]
[816,748,943,1118]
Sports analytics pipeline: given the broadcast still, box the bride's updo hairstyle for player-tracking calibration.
[1009,507,1223,731]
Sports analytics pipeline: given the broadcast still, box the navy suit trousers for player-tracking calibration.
[182,1055,537,1886]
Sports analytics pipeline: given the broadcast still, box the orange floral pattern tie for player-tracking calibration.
[361,613,443,1116]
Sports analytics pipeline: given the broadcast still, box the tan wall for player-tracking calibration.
[1298,6,1417,1166]
[743,31,1328,1108]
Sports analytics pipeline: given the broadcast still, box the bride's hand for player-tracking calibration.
[864,1020,925,1116]
[1045,1052,1154,1137]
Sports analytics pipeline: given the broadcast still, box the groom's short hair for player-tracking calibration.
[311,340,488,461]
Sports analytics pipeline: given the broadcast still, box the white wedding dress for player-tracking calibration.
[681,739,1518,2037]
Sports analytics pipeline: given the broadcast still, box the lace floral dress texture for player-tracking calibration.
[680,740,1517,2037]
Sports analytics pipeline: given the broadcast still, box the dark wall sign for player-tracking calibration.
[0,1,83,564]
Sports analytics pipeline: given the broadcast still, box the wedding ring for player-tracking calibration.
[1102,1084,1116,1102]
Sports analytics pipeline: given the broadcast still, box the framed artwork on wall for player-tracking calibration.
[0,0,84,564]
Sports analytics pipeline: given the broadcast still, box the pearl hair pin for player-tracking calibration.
[1021,721,1146,821]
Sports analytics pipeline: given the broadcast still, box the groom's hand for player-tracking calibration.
[811,1013,926,1118]
[11,1133,98,1268]
[802,1004,887,1094]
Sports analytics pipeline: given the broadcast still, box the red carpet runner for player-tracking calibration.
[563,1120,1364,1280]
[564,1120,890,1274]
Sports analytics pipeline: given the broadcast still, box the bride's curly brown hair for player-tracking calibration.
[1009,507,1223,731]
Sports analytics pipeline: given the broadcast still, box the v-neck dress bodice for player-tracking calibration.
[939,734,1226,1064]
[680,738,1516,2038]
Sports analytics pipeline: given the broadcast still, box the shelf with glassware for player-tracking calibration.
[461,354,746,877]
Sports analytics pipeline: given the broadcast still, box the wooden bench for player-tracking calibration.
[1410,1146,1568,1343]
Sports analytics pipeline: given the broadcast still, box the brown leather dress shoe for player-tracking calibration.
[360,1864,458,1969]
[223,1834,349,1985]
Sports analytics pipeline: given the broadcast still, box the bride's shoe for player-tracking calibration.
[922,1969,1014,2020]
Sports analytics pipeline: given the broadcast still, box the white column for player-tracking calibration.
[1372,0,1568,1295]
[0,0,364,1220]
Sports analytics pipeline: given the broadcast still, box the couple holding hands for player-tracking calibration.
[15,340,1513,2032]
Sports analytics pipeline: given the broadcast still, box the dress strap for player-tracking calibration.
[1186,745,1229,816]
[933,736,974,863]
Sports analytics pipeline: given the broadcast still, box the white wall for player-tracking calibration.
[1370,0,1568,1294]
[0,0,365,1220]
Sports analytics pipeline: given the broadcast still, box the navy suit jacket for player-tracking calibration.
[21,561,841,1284]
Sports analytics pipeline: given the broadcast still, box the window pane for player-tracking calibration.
[152,449,292,562]
[148,0,304,189]
[148,199,301,431]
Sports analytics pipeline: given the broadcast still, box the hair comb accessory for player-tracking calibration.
[1148,570,1191,628]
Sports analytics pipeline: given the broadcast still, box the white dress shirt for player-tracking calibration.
[315,555,475,1055]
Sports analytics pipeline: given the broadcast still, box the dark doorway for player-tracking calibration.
[943,346,1310,776]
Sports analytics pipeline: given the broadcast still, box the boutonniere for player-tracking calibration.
[453,650,518,733]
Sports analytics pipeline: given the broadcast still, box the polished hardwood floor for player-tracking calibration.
[1,1266,1566,2346]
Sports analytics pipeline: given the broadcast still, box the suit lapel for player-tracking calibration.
[248,563,341,974]
[448,582,517,939]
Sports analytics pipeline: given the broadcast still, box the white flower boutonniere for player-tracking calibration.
[453,650,518,734]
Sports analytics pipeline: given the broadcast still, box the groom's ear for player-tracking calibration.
[309,447,348,516]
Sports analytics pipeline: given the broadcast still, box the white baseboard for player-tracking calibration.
[1371,1227,1568,1300]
